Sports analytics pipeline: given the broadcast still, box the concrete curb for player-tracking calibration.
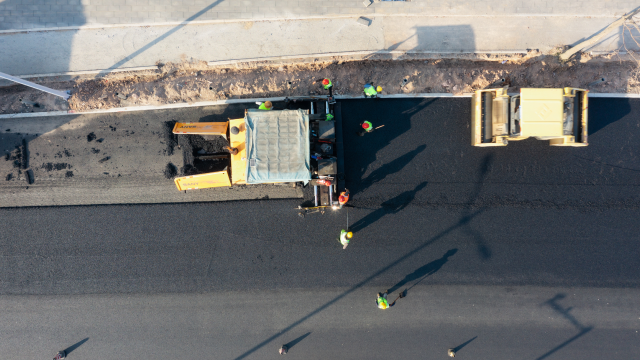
[1,93,637,120]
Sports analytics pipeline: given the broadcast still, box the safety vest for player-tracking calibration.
[362,121,373,132]
[377,296,389,309]
[338,191,349,205]
[364,85,378,96]
[339,230,350,246]
[259,103,272,110]
[326,113,334,121]
[323,79,332,89]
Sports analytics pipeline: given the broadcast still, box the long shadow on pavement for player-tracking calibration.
[63,337,89,356]
[535,294,592,360]
[232,160,491,359]
[342,98,436,196]
[98,0,225,76]
[357,144,426,194]
[350,181,428,232]
[387,248,458,295]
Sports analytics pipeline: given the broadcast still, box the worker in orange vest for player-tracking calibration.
[338,189,349,208]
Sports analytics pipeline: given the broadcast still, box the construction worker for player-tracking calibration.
[357,121,374,136]
[338,189,349,208]
[259,101,273,110]
[53,350,66,360]
[376,291,394,310]
[279,345,288,354]
[322,78,332,90]
[339,229,352,249]
[363,83,380,98]
[325,113,334,121]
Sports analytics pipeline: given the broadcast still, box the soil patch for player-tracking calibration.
[0,51,639,115]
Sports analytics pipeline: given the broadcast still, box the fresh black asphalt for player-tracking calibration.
[2,98,640,360]
[1,98,639,295]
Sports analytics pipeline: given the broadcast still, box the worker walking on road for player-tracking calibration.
[258,101,273,110]
[338,189,349,208]
[53,350,66,360]
[357,121,374,136]
[376,290,404,310]
[339,229,352,249]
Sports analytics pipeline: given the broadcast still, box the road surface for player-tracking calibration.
[1,98,639,359]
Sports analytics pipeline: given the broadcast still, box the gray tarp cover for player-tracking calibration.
[245,109,311,184]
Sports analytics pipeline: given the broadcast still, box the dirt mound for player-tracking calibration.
[0,52,638,115]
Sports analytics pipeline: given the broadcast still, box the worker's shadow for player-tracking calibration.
[350,181,427,232]
[356,144,426,194]
[388,249,458,295]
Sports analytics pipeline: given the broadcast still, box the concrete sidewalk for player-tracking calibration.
[0,0,636,31]
[1,14,638,77]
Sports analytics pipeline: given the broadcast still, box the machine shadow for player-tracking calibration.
[588,97,631,135]
[535,293,593,360]
[387,248,458,294]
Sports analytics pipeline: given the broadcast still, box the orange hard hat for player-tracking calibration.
[264,101,272,108]
[362,123,370,129]
[322,79,330,85]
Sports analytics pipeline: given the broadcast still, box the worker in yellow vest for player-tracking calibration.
[376,290,403,309]
[364,84,382,98]
[259,101,273,110]
[339,229,352,249]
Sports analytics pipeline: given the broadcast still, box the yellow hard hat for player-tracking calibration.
[376,86,382,92]
[346,231,353,239]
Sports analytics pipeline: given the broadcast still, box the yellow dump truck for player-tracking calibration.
[471,87,588,147]
[170,99,343,212]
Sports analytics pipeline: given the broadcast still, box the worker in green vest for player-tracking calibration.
[376,291,394,310]
[259,101,273,110]
[357,121,373,136]
[377,290,403,309]
[326,113,334,121]
[322,78,332,90]
[339,229,352,249]
[364,83,380,98]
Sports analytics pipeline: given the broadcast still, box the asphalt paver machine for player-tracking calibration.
[471,87,589,147]
[171,98,344,215]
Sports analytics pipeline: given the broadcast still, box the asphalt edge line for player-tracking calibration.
[2,93,637,120]
[0,13,625,34]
